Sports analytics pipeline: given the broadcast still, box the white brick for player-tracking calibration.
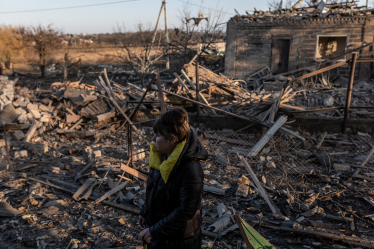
[29,109,41,119]
[14,150,28,158]
[93,150,102,158]
[27,103,39,111]
[15,108,26,116]
[18,113,29,123]
[38,104,49,111]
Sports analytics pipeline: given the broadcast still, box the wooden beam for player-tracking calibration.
[247,116,287,157]
[238,155,283,216]
[156,69,166,114]
[181,69,217,114]
[95,181,128,203]
[120,163,148,181]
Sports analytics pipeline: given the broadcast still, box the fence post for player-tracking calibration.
[127,124,133,168]
[342,52,358,134]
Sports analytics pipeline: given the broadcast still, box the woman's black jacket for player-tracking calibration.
[140,130,208,241]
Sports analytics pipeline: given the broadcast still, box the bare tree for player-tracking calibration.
[18,24,61,78]
[168,1,225,68]
[114,23,165,86]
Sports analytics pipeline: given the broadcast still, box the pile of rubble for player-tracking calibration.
[0,54,373,248]
[231,1,373,23]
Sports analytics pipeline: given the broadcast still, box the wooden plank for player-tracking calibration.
[173,72,191,93]
[203,185,225,195]
[247,116,287,157]
[316,132,327,149]
[95,181,128,203]
[107,177,125,201]
[352,146,374,178]
[239,154,282,216]
[24,120,38,142]
[120,163,148,181]
[181,69,216,114]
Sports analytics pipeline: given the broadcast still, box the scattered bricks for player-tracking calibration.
[14,150,28,158]
[38,104,49,112]
[26,103,39,111]
[93,150,102,158]
[65,114,80,123]
[132,149,145,162]
[334,163,351,171]
[12,130,25,141]
[0,139,6,147]
[29,110,41,119]
[15,107,26,116]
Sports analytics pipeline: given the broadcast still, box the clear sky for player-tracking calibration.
[0,0,369,34]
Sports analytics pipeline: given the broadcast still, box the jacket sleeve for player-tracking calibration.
[149,162,203,239]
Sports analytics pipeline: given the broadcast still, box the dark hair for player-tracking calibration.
[153,108,190,142]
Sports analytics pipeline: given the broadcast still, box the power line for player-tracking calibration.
[0,0,139,14]
[177,0,235,16]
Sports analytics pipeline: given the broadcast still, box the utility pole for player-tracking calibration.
[164,0,169,70]
[147,1,164,63]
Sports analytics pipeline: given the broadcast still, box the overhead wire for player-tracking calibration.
[177,0,235,16]
[0,0,139,14]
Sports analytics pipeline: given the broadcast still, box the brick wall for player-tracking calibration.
[225,17,374,81]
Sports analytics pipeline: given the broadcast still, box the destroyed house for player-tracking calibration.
[225,3,374,81]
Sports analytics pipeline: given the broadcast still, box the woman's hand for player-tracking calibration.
[138,215,146,228]
[139,228,153,243]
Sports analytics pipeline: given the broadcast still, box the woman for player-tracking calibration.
[138,108,208,248]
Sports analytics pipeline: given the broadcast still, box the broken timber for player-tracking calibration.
[95,181,128,203]
[247,115,287,157]
[352,146,374,178]
[163,90,305,141]
[238,154,283,217]
[180,69,216,114]
[28,177,140,214]
[120,163,148,181]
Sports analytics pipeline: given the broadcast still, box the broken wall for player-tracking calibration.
[225,17,374,80]
[0,76,15,110]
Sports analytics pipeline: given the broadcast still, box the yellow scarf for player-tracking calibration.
[149,138,186,183]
